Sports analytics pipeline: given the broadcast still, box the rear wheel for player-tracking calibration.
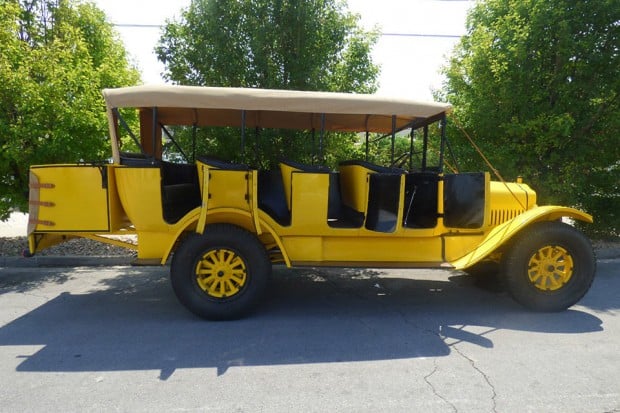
[502,221,596,311]
[170,224,271,320]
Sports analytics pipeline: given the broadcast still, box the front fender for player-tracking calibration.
[451,206,592,270]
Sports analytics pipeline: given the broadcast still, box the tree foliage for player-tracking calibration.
[440,0,620,237]
[156,0,379,167]
[0,0,140,220]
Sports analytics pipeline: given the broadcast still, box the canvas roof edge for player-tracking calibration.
[102,85,452,120]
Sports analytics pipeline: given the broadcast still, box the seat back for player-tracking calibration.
[365,173,402,232]
[257,169,291,226]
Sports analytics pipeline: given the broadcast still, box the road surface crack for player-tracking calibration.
[423,360,458,413]
[453,344,498,413]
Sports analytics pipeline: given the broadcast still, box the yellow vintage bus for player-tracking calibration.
[26,85,596,319]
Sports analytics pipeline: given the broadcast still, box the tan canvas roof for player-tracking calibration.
[103,85,451,133]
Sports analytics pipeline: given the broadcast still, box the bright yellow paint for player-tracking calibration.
[115,166,164,231]
[290,172,330,230]
[338,163,372,213]
[195,248,248,298]
[280,162,299,211]
[527,245,574,291]
[320,235,444,264]
[443,233,487,262]
[29,165,113,232]
[450,206,593,270]
[196,163,210,234]
[248,170,262,235]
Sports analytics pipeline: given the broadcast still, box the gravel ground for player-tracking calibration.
[0,236,136,257]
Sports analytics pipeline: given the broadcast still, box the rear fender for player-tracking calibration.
[159,209,201,264]
[451,206,592,270]
[160,208,291,267]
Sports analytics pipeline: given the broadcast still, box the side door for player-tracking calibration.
[28,164,122,234]
[442,172,490,229]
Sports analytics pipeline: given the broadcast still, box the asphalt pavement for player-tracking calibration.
[0,261,619,412]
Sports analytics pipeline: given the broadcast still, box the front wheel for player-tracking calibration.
[502,221,596,312]
[170,224,271,320]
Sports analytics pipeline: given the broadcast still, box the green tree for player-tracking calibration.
[440,0,620,237]
[155,0,379,167]
[0,0,140,220]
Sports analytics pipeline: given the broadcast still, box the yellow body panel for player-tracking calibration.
[320,235,443,264]
[208,170,251,210]
[290,172,330,230]
[27,164,133,254]
[29,165,112,232]
[443,233,487,262]
[281,235,445,267]
[488,181,535,225]
[338,163,372,213]
[196,164,210,234]
[113,166,204,260]
[279,162,299,210]
[115,166,164,231]
[106,167,131,231]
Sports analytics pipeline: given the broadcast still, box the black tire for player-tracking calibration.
[170,224,271,320]
[501,221,596,312]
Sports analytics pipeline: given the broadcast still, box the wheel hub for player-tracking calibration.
[527,245,574,291]
[195,248,247,298]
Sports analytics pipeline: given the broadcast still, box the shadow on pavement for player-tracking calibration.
[0,265,608,380]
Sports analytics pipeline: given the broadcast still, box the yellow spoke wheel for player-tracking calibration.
[195,248,248,298]
[502,221,595,312]
[170,224,271,320]
[527,245,574,291]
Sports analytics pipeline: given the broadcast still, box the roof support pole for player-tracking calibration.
[191,123,197,163]
[364,114,371,162]
[114,108,143,154]
[241,110,246,159]
[152,107,158,159]
[311,128,316,165]
[254,127,260,167]
[409,127,415,171]
[319,113,326,164]
[191,108,198,163]
[438,115,447,173]
[391,115,396,165]
[422,125,429,171]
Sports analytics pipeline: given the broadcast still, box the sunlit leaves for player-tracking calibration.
[154,0,379,167]
[0,0,140,219]
[440,0,620,236]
